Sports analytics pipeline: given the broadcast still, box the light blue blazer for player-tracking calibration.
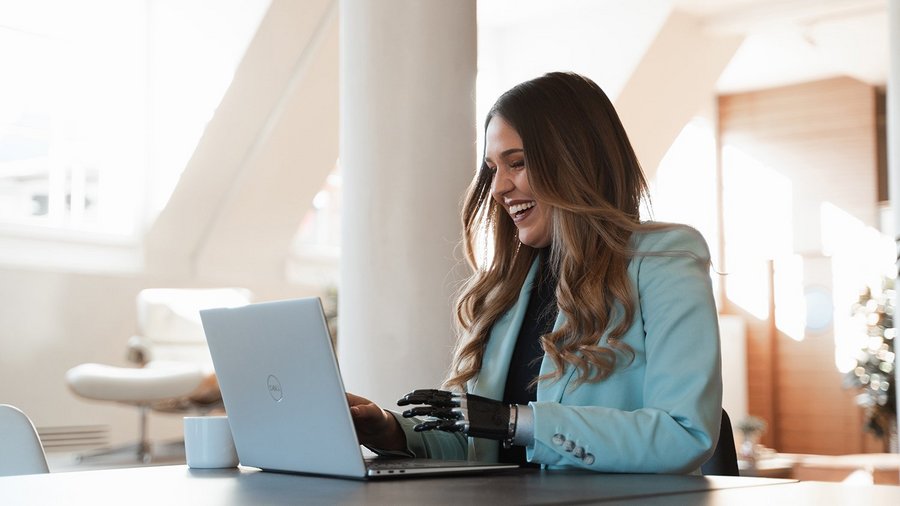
[394,225,722,473]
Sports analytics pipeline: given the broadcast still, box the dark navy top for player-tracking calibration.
[498,249,558,466]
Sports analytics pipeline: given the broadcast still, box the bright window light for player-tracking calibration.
[0,0,147,236]
[0,0,269,239]
[721,144,794,320]
[648,117,721,301]
[293,163,342,258]
[821,201,894,373]
[773,254,806,341]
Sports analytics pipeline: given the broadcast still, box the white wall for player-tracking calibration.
[0,265,320,446]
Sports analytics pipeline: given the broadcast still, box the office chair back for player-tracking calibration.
[701,409,740,476]
[136,288,252,366]
[0,404,50,477]
[64,288,252,463]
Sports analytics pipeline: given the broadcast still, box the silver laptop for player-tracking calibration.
[199,297,518,479]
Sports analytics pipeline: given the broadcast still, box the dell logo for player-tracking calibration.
[267,374,284,402]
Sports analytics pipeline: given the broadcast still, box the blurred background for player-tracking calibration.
[0,0,896,480]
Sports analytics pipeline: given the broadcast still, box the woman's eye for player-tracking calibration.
[485,165,497,174]
[509,160,525,170]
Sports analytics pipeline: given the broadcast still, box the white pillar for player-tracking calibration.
[888,0,900,461]
[338,0,477,409]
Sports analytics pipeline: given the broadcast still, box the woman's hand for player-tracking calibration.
[346,392,406,451]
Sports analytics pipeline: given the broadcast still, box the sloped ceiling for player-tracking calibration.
[144,0,887,282]
[144,0,338,282]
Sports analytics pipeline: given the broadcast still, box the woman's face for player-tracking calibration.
[485,116,552,248]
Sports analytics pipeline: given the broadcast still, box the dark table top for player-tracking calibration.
[0,465,804,505]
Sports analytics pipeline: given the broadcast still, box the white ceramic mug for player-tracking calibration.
[183,415,239,469]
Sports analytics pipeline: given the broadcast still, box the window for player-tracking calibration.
[288,163,342,286]
[0,0,147,236]
[0,0,269,242]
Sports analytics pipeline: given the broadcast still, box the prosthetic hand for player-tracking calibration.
[397,389,518,447]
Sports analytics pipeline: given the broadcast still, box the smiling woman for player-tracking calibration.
[348,72,725,474]
[484,116,551,248]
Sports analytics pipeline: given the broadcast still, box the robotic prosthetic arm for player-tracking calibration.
[397,389,518,448]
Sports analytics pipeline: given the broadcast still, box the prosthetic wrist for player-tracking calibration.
[397,389,518,448]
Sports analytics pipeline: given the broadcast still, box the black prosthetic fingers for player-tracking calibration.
[398,389,515,445]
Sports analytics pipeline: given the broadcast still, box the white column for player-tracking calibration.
[888,0,900,462]
[338,0,477,409]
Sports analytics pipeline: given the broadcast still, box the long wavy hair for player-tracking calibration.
[445,72,670,391]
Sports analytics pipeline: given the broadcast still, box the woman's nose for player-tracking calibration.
[491,169,514,196]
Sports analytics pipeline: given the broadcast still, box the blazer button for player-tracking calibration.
[573,446,585,459]
[583,453,595,465]
[551,434,566,446]
[563,440,575,452]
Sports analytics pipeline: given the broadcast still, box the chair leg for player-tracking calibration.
[75,405,154,464]
[138,405,151,463]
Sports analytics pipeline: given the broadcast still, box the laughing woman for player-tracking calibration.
[348,72,722,474]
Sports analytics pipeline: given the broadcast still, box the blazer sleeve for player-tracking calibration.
[527,226,723,473]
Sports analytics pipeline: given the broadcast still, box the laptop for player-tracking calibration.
[199,297,518,479]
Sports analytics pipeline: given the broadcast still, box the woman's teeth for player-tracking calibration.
[509,202,535,215]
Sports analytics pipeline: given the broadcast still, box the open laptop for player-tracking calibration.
[199,297,518,479]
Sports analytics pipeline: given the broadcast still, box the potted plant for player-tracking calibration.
[736,415,767,464]
[843,278,897,453]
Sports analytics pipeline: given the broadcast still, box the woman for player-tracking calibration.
[349,72,722,474]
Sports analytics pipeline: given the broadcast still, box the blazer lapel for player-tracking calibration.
[469,258,540,399]
[467,258,539,461]
[536,308,579,403]
[469,256,579,404]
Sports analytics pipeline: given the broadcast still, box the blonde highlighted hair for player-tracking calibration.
[445,72,672,391]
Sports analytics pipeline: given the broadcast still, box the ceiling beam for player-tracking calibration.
[615,8,743,180]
